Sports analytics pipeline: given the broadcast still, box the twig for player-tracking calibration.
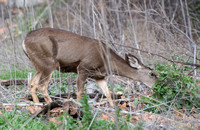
[93,101,107,107]
[26,93,124,102]
[31,1,54,28]
[38,99,81,116]
[38,100,64,116]
[0,103,44,107]
[113,43,200,67]
[188,66,197,76]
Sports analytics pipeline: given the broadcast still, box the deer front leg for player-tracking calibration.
[96,79,114,107]
[77,75,87,101]
[77,66,88,102]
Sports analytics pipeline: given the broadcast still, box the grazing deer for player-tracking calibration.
[22,28,157,106]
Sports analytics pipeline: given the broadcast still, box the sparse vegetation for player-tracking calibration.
[0,95,136,130]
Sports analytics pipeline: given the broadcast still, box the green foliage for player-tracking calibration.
[0,109,78,130]
[113,84,128,93]
[57,113,78,130]
[80,94,94,128]
[80,94,113,129]
[48,81,68,96]
[51,71,77,79]
[114,108,132,130]
[134,122,145,130]
[142,62,200,113]
[0,69,77,80]
[79,95,134,129]
[0,110,47,129]
[0,69,34,80]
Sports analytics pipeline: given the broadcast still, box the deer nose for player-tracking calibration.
[150,72,158,78]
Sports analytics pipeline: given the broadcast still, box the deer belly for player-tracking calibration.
[58,61,80,73]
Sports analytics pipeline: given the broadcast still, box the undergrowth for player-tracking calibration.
[0,109,47,129]
[59,95,134,130]
[142,62,200,113]
[0,69,34,80]
[0,95,140,129]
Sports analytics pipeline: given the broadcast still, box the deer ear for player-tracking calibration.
[125,53,143,69]
[125,53,129,64]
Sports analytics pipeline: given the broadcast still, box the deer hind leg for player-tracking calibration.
[37,72,53,104]
[96,79,114,107]
[28,71,42,103]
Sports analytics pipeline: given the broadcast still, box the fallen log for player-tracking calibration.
[0,79,28,86]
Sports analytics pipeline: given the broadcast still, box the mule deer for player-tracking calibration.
[23,28,157,106]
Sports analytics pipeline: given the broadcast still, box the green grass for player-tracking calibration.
[112,84,128,93]
[0,69,77,80]
[0,110,48,129]
[0,69,35,80]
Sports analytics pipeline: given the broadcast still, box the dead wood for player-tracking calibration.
[38,100,64,116]
[0,103,44,107]
[0,79,28,86]
[26,93,124,102]
[38,99,82,117]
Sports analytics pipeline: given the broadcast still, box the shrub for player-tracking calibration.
[142,62,200,113]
